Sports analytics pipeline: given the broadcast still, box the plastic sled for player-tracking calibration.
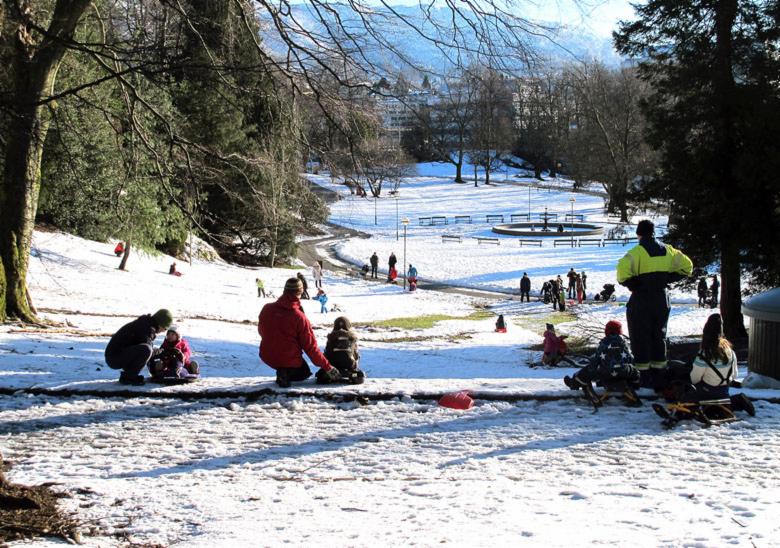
[149,375,200,385]
[438,391,474,410]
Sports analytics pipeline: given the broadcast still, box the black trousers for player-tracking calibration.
[106,344,154,376]
[277,362,312,382]
[520,290,530,302]
[626,291,671,367]
[371,265,377,278]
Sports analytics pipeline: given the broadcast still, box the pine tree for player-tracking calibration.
[615,0,780,338]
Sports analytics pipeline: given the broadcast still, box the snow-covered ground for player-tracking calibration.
[312,162,684,303]
[1,165,778,547]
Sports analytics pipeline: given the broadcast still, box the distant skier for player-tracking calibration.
[617,219,693,389]
[257,278,340,387]
[519,273,531,302]
[105,309,173,385]
[370,252,379,279]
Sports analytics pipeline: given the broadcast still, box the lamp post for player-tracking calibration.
[395,192,400,241]
[528,185,531,218]
[402,217,409,290]
[374,194,378,226]
[569,196,576,245]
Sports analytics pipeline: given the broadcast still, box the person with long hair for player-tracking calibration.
[688,313,754,415]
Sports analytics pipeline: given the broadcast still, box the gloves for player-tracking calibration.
[152,347,163,358]
[323,367,343,382]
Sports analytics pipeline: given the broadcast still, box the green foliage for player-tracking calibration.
[614,0,780,289]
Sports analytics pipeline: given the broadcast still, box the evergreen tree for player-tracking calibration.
[615,0,780,338]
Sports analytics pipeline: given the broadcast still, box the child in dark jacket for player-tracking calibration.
[564,320,638,390]
[149,325,200,380]
[317,316,365,384]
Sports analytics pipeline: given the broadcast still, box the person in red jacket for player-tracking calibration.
[258,277,341,387]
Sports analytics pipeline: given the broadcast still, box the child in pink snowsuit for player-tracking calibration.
[150,325,199,379]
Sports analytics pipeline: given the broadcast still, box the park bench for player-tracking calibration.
[553,239,577,248]
[518,239,542,247]
[510,213,530,222]
[564,213,585,222]
[453,215,472,224]
[486,214,505,224]
[578,238,603,247]
[475,237,500,245]
[418,217,431,226]
[441,234,462,243]
[603,237,636,246]
[430,216,448,225]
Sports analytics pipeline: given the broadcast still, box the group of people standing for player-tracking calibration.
[365,251,418,291]
[697,275,720,308]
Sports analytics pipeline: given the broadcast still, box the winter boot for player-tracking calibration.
[119,372,145,386]
[276,369,291,388]
[187,361,200,376]
[730,393,756,417]
[563,375,586,391]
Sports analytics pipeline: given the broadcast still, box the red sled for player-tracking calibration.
[438,390,474,410]
[495,328,507,333]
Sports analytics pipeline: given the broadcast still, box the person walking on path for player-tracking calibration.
[312,261,323,289]
[258,278,340,387]
[296,272,310,299]
[370,252,379,279]
[388,252,397,273]
[256,278,266,298]
[520,273,531,302]
[567,268,577,299]
[105,309,173,385]
[710,275,720,308]
[617,219,693,389]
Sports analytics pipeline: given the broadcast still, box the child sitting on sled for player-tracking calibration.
[316,316,365,384]
[542,324,576,366]
[564,320,638,391]
[674,314,754,414]
[149,325,200,381]
[495,314,507,333]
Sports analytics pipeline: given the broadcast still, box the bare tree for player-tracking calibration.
[467,67,514,186]
[565,63,656,221]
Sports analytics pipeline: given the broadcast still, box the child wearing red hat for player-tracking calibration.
[564,320,639,391]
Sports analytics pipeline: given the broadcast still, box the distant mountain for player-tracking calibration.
[261,3,620,76]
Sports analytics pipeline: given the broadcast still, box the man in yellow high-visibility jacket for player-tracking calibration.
[616,220,693,388]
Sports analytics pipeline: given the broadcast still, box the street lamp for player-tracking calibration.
[374,194,378,226]
[392,191,400,241]
[402,217,409,290]
[569,196,576,245]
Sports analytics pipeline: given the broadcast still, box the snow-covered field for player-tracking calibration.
[313,162,686,303]
[1,165,778,547]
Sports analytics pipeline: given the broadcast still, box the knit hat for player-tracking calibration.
[636,219,655,237]
[284,277,303,294]
[545,323,554,331]
[167,324,181,339]
[604,320,622,336]
[152,309,173,329]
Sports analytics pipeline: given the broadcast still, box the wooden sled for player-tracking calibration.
[652,399,737,429]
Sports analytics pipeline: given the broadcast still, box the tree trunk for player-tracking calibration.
[454,160,463,183]
[0,0,91,322]
[485,162,491,185]
[534,164,542,179]
[118,241,132,271]
[474,162,478,187]
[720,238,746,339]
